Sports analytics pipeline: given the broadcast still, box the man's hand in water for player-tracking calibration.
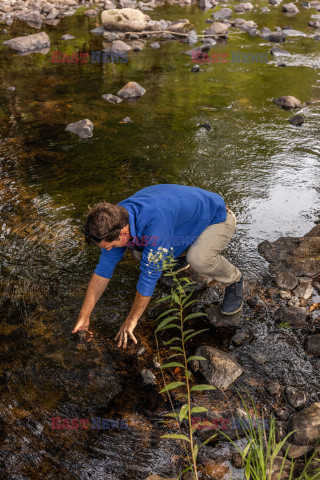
[114,317,138,348]
[72,316,93,335]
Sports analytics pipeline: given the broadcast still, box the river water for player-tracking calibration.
[0,3,320,479]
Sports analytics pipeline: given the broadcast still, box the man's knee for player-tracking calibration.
[187,248,220,273]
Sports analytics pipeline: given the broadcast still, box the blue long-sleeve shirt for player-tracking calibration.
[94,184,227,296]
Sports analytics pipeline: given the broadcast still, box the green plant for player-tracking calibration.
[148,248,217,480]
[279,322,291,330]
[220,388,320,480]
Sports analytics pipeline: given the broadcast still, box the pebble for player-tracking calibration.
[141,368,156,385]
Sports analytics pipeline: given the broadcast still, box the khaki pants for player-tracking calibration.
[186,208,242,286]
[131,208,242,286]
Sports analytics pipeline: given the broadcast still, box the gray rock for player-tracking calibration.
[90,26,106,35]
[313,281,320,292]
[212,7,232,19]
[150,41,160,48]
[120,116,132,123]
[202,37,217,45]
[306,335,320,356]
[137,346,146,355]
[117,81,146,98]
[287,444,314,460]
[46,7,59,20]
[266,457,292,479]
[84,9,99,16]
[266,381,282,396]
[65,119,94,139]
[111,40,132,52]
[267,32,286,42]
[101,8,150,31]
[192,345,243,389]
[270,46,290,56]
[248,352,268,365]
[261,6,270,11]
[289,114,304,126]
[274,306,308,328]
[275,270,299,290]
[234,2,253,11]
[61,34,75,40]
[102,94,123,104]
[314,34,320,40]
[120,0,138,8]
[289,403,320,445]
[153,355,161,368]
[273,96,302,109]
[247,296,266,309]
[205,304,242,327]
[309,19,320,27]
[191,64,200,72]
[186,30,198,44]
[280,290,291,299]
[231,329,252,346]
[6,86,15,92]
[3,32,50,53]
[283,29,306,36]
[205,21,229,35]
[141,368,156,385]
[282,2,299,12]
[285,386,306,409]
[275,409,290,420]
[294,281,313,299]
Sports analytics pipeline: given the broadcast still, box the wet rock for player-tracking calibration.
[285,386,306,409]
[294,281,313,299]
[231,329,253,346]
[167,19,190,33]
[275,269,299,290]
[212,7,232,20]
[103,31,126,41]
[101,8,150,31]
[282,2,300,12]
[258,225,320,277]
[202,37,217,45]
[17,10,42,27]
[191,64,200,72]
[247,295,266,309]
[275,408,290,420]
[270,46,290,56]
[306,335,320,356]
[289,114,304,126]
[111,40,132,52]
[248,352,268,365]
[199,123,213,129]
[261,6,270,11]
[205,304,242,327]
[120,116,132,123]
[102,93,123,103]
[280,290,291,299]
[90,26,106,35]
[46,7,59,20]
[283,29,307,36]
[266,456,292,479]
[150,41,160,48]
[313,281,320,292]
[205,22,229,35]
[141,368,156,385]
[61,34,75,40]
[234,1,253,11]
[117,81,146,98]
[137,346,146,355]
[274,306,308,328]
[65,119,94,139]
[314,34,320,40]
[192,345,243,389]
[268,32,286,42]
[84,9,99,16]
[261,26,272,35]
[287,444,314,459]
[309,19,320,27]
[153,355,161,368]
[3,32,50,53]
[186,30,198,44]
[266,381,282,396]
[289,402,320,445]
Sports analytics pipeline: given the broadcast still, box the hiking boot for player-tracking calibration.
[221,275,244,315]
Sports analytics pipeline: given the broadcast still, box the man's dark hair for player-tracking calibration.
[83,202,129,245]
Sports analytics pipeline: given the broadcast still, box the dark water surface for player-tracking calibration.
[0,3,320,478]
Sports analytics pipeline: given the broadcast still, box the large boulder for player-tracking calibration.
[282,2,300,12]
[274,306,308,328]
[3,32,50,53]
[212,7,232,20]
[101,8,150,31]
[191,345,243,390]
[289,403,320,445]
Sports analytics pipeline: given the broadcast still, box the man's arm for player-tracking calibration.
[72,273,110,333]
[114,291,151,348]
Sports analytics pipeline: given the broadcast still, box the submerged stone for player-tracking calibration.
[117,81,146,98]
[3,32,50,53]
[65,119,94,139]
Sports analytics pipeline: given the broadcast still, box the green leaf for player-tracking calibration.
[183,312,207,321]
[182,300,196,309]
[156,316,179,332]
[179,404,189,422]
[191,406,208,414]
[160,362,185,369]
[181,291,193,306]
[185,329,209,342]
[179,466,192,478]
[187,356,207,362]
[185,370,193,380]
[193,444,199,462]
[164,412,179,418]
[156,308,179,320]
[183,329,195,337]
[172,292,180,304]
[170,346,184,353]
[168,353,184,359]
[157,294,171,303]
[157,323,181,332]
[161,433,190,442]
[159,381,186,393]
[163,337,181,346]
[190,384,216,391]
